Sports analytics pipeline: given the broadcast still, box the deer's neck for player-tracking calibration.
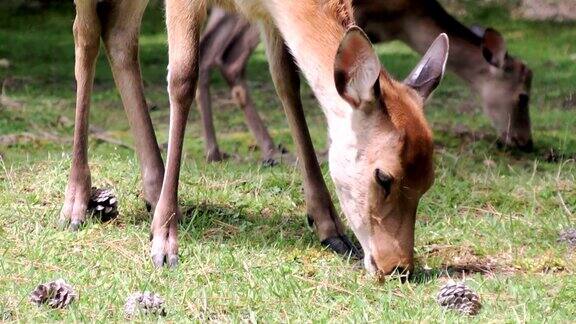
[359,0,489,89]
[268,1,358,142]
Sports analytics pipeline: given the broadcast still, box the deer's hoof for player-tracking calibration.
[151,254,165,268]
[167,254,178,268]
[151,252,179,268]
[60,180,91,231]
[206,149,230,163]
[70,220,83,231]
[321,235,363,260]
[262,158,279,167]
[150,230,179,268]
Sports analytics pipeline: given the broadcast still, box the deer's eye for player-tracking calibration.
[375,169,394,197]
[503,64,514,73]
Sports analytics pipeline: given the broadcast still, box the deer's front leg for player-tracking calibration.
[101,0,165,212]
[260,25,360,258]
[61,4,100,230]
[150,0,206,268]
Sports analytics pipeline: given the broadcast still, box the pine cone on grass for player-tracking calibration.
[558,228,576,247]
[30,279,77,309]
[124,292,166,317]
[436,281,482,316]
[87,187,118,222]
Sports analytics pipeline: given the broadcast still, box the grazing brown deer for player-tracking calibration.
[195,0,533,162]
[64,0,448,277]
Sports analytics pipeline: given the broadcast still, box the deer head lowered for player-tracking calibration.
[330,28,448,276]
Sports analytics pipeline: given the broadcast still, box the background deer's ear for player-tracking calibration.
[469,24,486,38]
[334,26,380,109]
[481,28,507,68]
[404,33,449,100]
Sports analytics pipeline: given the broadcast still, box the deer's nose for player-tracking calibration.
[371,256,413,282]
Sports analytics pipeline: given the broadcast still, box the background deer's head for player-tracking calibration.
[476,27,534,151]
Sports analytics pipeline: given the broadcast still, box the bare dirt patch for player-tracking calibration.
[421,244,518,279]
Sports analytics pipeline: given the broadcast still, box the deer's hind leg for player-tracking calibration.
[100,0,165,212]
[60,0,101,230]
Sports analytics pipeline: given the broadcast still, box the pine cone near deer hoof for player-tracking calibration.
[436,281,482,316]
[124,291,166,318]
[30,279,77,309]
[87,187,118,222]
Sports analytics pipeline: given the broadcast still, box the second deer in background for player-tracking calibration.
[196,0,533,164]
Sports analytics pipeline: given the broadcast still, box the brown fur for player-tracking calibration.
[379,75,434,191]
[320,0,355,28]
[66,0,443,277]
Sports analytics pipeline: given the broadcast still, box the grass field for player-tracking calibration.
[1,3,575,322]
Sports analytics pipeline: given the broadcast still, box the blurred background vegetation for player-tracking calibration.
[0,0,576,21]
[1,0,574,21]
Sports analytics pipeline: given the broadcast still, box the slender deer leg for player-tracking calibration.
[194,10,234,163]
[60,1,100,230]
[196,64,226,162]
[150,0,206,267]
[219,24,279,164]
[101,0,164,210]
[260,24,359,257]
[228,77,278,165]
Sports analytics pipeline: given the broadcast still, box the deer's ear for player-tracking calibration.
[481,28,507,68]
[404,33,449,100]
[334,26,381,109]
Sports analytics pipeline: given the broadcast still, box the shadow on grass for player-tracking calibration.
[434,123,576,163]
[410,262,513,284]
[177,201,326,251]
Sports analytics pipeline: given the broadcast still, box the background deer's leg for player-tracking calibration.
[101,0,165,212]
[260,24,360,258]
[221,25,279,165]
[150,0,206,267]
[195,10,233,163]
[60,0,100,230]
[196,60,225,162]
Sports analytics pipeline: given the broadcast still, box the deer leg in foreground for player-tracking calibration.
[150,0,206,267]
[101,0,164,211]
[260,24,360,258]
[60,1,100,230]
